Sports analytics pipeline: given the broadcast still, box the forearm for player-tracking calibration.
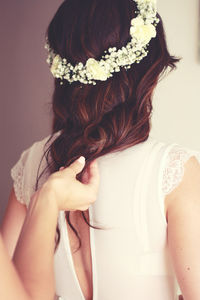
[13,188,59,300]
[0,235,29,300]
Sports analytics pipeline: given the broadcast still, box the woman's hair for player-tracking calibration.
[36,0,181,252]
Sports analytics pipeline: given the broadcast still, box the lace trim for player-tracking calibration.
[10,159,25,204]
[10,132,61,206]
[162,144,200,195]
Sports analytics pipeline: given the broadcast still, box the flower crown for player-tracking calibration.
[45,0,159,85]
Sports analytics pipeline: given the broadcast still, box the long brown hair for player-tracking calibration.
[36,0,181,251]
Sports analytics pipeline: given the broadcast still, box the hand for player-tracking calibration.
[37,156,100,212]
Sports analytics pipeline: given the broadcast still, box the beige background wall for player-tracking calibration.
[0,0,200,222]
[0,0,61,221]
[152,0,200,148]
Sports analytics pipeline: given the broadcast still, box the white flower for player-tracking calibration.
[136,0,157,5]
[131,16,144,28]
[45,0,159,85]
[130,17,156,44]
[50,55,61,76]
[86,58,109,81]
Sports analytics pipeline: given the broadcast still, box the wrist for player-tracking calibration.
[30,185,59,217]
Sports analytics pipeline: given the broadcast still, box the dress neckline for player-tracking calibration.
[60,207,97,300]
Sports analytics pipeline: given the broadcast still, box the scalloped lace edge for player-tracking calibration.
[162,144,200,195]
[10,161,25,205]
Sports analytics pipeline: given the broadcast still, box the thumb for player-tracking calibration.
[68,156,86,175]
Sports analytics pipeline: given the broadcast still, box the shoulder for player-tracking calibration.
[10,131,61,207]
[146,138,200,224]
[160,142,200,194]
[14,130,61,164]
[148,136,200,184]
[165,153,200,297]
[11,131,59,180]
[157,141,200,222]
[166,153,200,209]
[25,130,61,157]
[154,138,200,191]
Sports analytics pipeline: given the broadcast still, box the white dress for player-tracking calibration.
[10,130,200,300]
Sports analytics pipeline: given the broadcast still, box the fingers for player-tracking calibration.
[59,157,100,193]
[60,156,86,176]
[82,168,90,184]
[58,158,100,209]
[87,159,100,191]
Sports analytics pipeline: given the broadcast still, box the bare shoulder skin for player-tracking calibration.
[166,156,200,300]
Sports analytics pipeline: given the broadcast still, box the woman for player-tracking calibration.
[0,156,99,300]
[1,0,200,299]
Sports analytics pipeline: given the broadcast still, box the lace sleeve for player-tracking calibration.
[10,147,31,205]
[162,144,200,195]
[10,132,60,207]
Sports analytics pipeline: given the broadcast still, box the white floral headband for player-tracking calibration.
[45,0,159,85]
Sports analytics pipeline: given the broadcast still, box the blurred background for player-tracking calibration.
[0,0,200,223]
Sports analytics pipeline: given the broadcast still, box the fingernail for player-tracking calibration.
[78,156,85,164]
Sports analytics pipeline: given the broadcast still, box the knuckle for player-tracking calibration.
[66,168,76,177]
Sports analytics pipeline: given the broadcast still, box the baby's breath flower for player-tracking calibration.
[45,0,159,85]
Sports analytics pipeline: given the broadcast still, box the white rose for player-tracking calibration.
[86,58,109,81]
[130,17,156,44]
[51,55,60,76]
[131,16,144,28]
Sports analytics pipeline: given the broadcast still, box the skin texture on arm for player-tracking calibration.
[0,156,99,300]
[1,187,27,257]
[12,157,99,300]
[0,234,29,300]
[166,156,200,300]
[13,190,58,300]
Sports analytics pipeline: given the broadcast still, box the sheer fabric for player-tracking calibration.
[162,144,200,195]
